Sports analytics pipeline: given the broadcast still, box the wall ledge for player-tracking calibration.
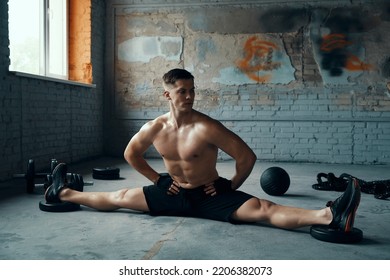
[10,71,96,88]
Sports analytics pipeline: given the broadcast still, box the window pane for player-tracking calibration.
[47,0,68,78]
[9,0,42,75]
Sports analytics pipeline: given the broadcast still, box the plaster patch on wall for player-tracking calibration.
[235,36,295,84]
[118,36,183,63]
[212,67,251,85]
[214,66,295,86]
[213,54,295,85]
[196,38,216,62]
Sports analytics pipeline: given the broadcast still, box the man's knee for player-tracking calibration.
[233,198,275,221]
[111,189,130,204]
[257,199,275,213]
[111,188,149,211]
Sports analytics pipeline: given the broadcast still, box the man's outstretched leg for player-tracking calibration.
[232,176,361,230]
[58,188,149,212]
[45,163,149,212]
[232,198,332,229]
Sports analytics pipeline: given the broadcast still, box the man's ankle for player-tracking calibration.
[59,187,71,200]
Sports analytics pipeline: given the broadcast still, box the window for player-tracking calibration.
[8,0,93,84]
[9,0,68,79]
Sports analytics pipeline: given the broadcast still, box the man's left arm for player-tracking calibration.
[228,137,257,190]
[209,120,257,190]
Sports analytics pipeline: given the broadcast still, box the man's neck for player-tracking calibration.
[169,109,195,128]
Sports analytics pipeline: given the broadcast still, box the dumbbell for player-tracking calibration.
[13,159,58,193]
[39,169,93,213]
[14,159,93,193]
[64,172,94,191]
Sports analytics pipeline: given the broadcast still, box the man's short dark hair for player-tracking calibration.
[163,68,194,86]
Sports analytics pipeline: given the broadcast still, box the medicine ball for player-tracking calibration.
[260,166,290,196]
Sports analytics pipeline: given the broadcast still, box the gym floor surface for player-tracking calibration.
[1,157,389,260]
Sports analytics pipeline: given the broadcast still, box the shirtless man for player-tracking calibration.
[45,68,360,231]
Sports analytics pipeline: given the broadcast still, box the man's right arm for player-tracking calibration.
[123,122,161,184]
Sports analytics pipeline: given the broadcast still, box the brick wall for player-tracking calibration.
[105,0,390,165]
[122,85,390,165]
[1,0,389,185]
[0,0,105,181]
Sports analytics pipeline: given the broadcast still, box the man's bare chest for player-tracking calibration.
[153,131,212,161]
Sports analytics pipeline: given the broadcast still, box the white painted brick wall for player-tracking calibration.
[113,74,390,166]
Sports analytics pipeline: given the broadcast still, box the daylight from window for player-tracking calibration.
[9,0,68,79]
[9,0,41,75]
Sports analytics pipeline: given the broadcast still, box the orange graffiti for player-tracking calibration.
[320,34,352,52]
[236,36,281,83]
[320,33,372,72]
[345,54,373,71]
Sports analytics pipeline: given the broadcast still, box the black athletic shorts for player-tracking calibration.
[143,175,254,223]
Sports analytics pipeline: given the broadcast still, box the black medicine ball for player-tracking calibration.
[260,166,290,196]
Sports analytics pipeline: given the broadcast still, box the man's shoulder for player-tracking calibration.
[146,113,169,124]
[152,113,169,123]
[194,110,217,122]
[193,110,224,131]
[140,114,168,132]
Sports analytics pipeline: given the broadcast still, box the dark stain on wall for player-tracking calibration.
[187,7,308,34]
[316,7,379,77]
[259,8,308,33]
[320,44,348,76]
[321,7,381,33]
[381,57,390,79]
[187,8,264,34]
[320,33,347,76]
[379,2,390,21]
[319,33,373,77]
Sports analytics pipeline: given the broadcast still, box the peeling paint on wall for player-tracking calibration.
[118,36,183,63]
[113,4,389,109]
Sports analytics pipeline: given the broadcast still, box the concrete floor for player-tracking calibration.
[0,157,389,260]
